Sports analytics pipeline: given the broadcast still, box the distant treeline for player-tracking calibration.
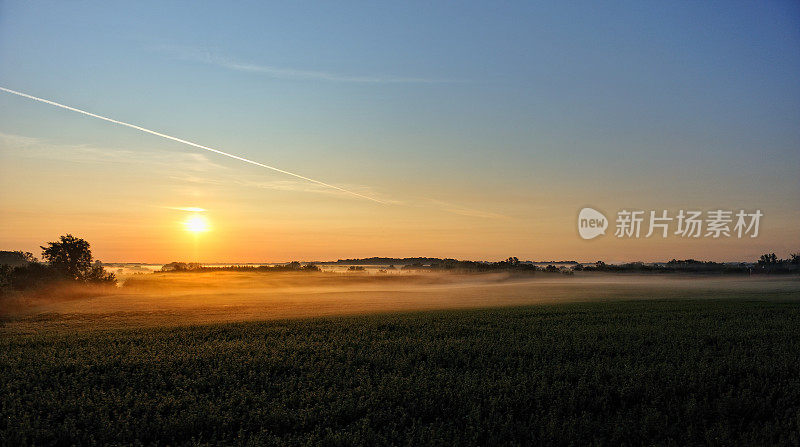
[155,257,567,275]
[0,235,115,295]
[258,254,799,275]
[154,253,800,275]
[324,257,459,266]
[158,261,322,273]
[580,254,800,274]
[319,254,800,275]
[401,257,545,273]
[323,257,578,265]
[2,235,798,297]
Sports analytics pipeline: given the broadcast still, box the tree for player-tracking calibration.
[85,260,116,284]
[286,261,302,270]
[0,251,37,267]
[40,234,114,283]
[757,253,778,266]
[302,263,321,272]
[161,262,202,272]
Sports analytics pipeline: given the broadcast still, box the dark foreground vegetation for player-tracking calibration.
[3,299,800,445]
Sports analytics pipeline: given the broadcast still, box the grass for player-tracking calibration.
[3,298,800,445]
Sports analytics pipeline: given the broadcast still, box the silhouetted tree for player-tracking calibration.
[41,234,92,280]
[757,253,778,266]
[286,261,302,270]
[161,262,202,272]
[0,251,37,267]
[41,234,114,283]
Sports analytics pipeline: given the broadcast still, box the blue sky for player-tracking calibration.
[1,1,798,262]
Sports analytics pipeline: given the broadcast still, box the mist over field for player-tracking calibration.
[3,271,798,332]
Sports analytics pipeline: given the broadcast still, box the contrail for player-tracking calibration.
[0,86,385,203]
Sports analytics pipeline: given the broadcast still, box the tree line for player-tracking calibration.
[2,234,798,297]
[0,234,115,295]
[159,261,322,273]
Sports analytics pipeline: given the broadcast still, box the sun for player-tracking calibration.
[183,214,211,233]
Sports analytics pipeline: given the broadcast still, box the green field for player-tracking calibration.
[3,298,800,445]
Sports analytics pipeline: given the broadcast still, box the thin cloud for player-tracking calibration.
[0,87,386,203]
[159,45,462,84]
[165,172,391,202]
[240,178,402,204]
[1,90,502,219]
[423,198,511,220]
[162,206,207,212]
[1,132,506,219]
[0,132,222,172]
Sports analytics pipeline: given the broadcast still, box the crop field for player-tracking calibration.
[3,289,800,445]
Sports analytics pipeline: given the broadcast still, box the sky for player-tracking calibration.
[0,1,798,263]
